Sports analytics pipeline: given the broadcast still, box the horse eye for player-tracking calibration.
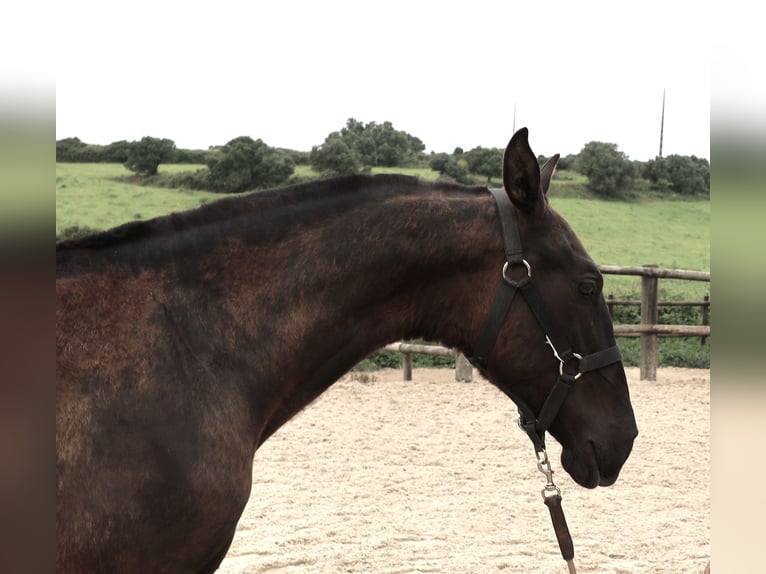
[578,280,597,296]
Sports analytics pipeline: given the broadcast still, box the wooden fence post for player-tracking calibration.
[455,353,473,382]
[640,265,659,381]
[402,352,413,381]
[701,294,710,346]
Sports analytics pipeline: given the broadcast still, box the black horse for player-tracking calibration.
[56,128,637,572]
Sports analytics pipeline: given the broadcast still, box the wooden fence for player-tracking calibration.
[381,264,710,382]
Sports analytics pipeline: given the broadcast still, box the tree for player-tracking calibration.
[310,132,361,176]
[56,137,87,162]
[125,137,176,176]
[56,137,104,162]
[463,146,503,182]
[665,155,709,196]
[556,153,578,171]
[429,152,470,183]
[313,118,426,172]
[643,155,709,196]
[576,141,635,198]
[366,120,425,167]
[175,148,210,164]
[206,136,294,193]
[642,157,671,192]
[103,140,133,163]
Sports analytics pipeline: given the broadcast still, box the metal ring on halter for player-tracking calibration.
[502,259,532,287]
[558,352,584,380]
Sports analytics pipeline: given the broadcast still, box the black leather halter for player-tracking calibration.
[468,187,623,454]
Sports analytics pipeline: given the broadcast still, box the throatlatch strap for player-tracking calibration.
[469,281,517,369]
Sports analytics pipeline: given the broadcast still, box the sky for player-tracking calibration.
[53,1,711,161]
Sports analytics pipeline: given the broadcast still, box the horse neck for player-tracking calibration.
[213,179,498,440]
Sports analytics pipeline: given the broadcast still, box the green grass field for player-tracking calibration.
[56,163,225,235]
[549,196,710,300]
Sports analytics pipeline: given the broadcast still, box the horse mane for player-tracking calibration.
[56,174,482,253]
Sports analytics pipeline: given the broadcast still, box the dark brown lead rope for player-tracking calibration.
[545,496,576,574]
[537,449,577,573]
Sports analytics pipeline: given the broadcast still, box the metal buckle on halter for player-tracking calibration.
[502,259,532,288]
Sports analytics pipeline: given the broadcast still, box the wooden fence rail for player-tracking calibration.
[598,265,710,282]
[601,264,710,380]
[379,265,710,383]
[383,342,473,382]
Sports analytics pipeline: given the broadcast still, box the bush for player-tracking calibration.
[102,140,133,163]
[174,148,210,164]
[310,118,426,175]
[56,138,107,162]
[125,137,177,176]
[463,146,503,182]
[556,153,579,171]
[280,148,311,166]
[206,136,294,193]
[429,152,471,183]
[353,347,457,372]
[643,155,709,196]
[310,133,361,176]
[139,169,210,191]
[576,141,635,198]
[57,225,100,241]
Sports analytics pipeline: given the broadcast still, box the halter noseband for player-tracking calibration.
[468,187,623,454]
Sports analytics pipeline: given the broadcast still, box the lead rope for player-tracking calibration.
[536,449,577,574]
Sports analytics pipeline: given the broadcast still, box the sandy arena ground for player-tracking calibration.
[218,367,710,574]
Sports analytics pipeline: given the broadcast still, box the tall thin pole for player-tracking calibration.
[659,89,665,158]
[513,102,517,133]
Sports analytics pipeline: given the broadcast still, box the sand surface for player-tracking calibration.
[218,367,710,574]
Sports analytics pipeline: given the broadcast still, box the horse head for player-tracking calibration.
[476,128,638,489]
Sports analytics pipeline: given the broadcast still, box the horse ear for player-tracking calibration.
[540,153,560,196]
[502,128,542,213]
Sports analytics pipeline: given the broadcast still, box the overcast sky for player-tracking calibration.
[54,1,710,161]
